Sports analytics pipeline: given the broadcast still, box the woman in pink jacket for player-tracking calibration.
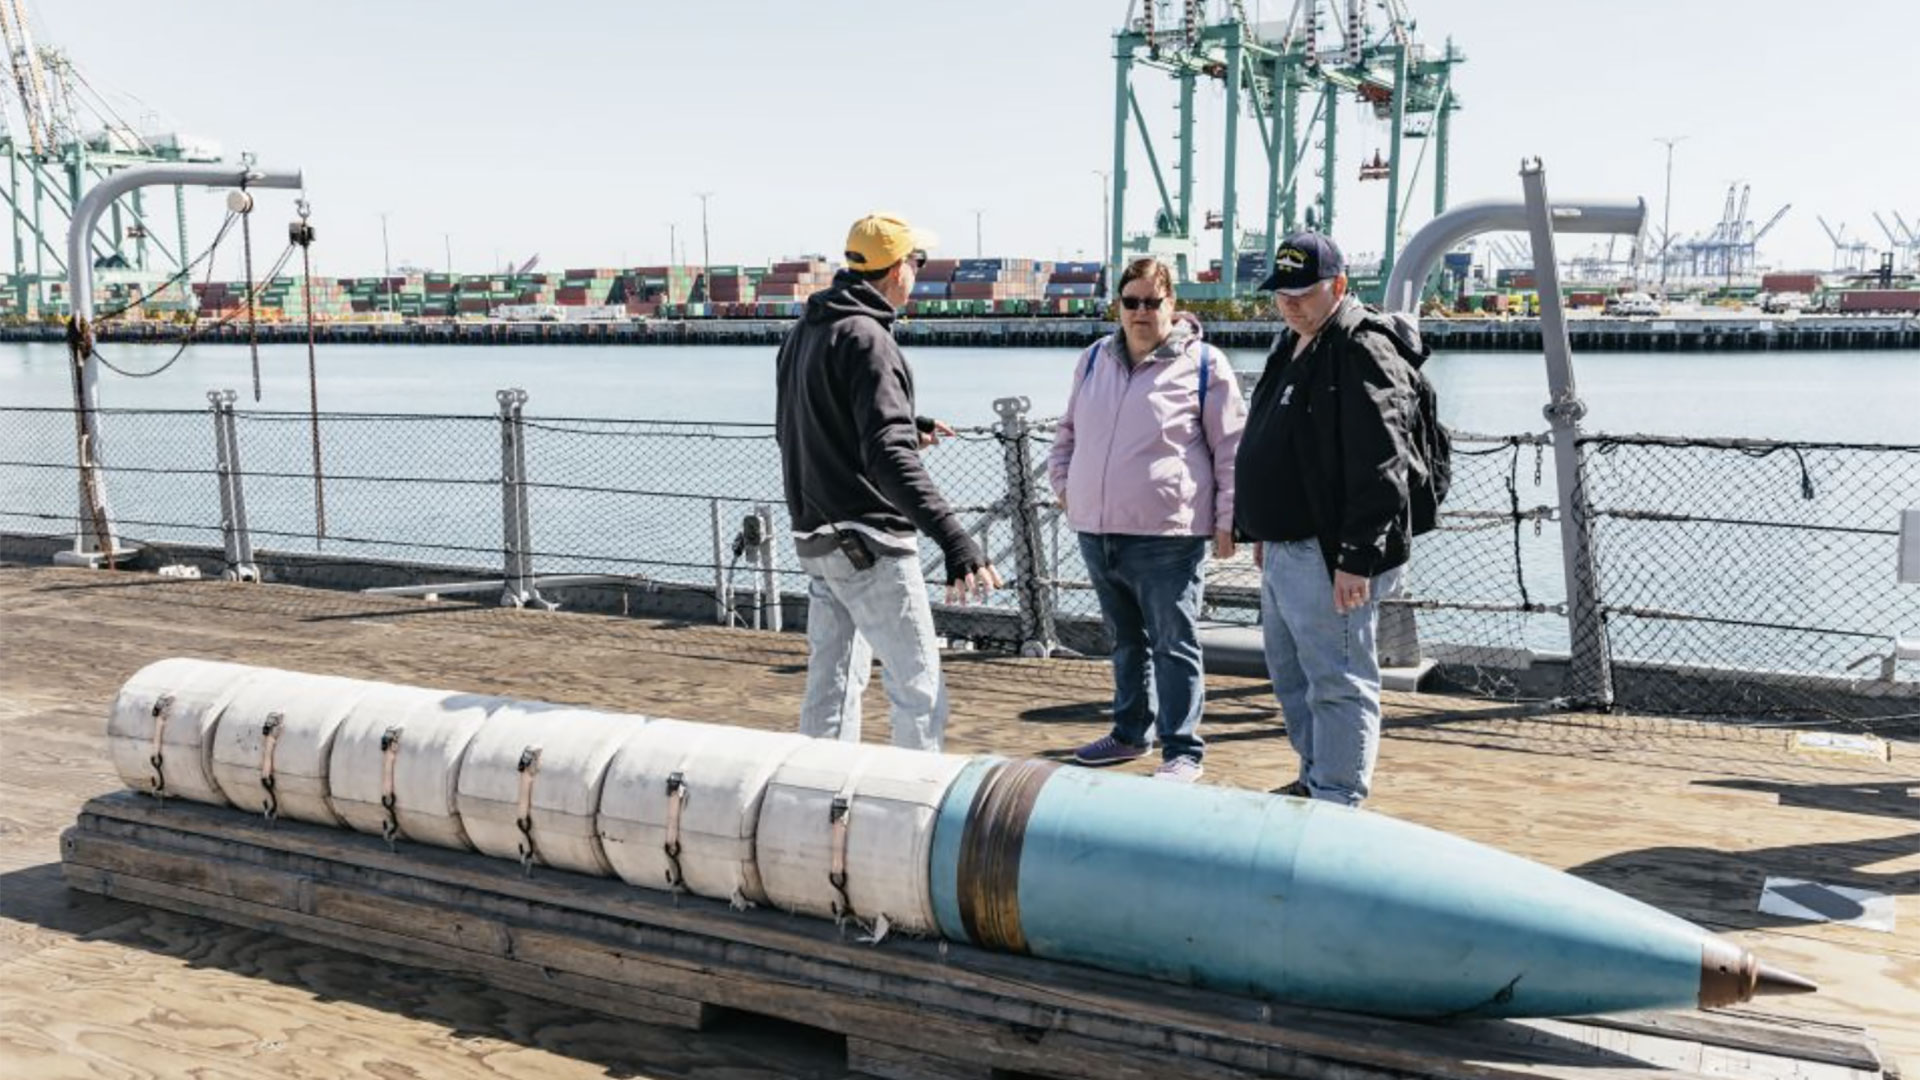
[1047,257,1246,782]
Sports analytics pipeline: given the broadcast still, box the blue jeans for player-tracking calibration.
[797,549,947,751]
[1260,540,1404,806]
[1079,533,1209,762]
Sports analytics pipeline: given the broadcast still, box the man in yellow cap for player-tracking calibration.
[774,212,1003,751]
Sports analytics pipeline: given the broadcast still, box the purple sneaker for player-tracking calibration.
[1153,756,1204,783]
[1072,735,1150,767]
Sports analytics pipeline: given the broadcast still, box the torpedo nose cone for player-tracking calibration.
[1754,963,1819,997]
[1699,939,1819,1006]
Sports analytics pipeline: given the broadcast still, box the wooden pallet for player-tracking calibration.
[60,791,1892,1080]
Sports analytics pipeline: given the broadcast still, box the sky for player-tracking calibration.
[24,0,1920,280]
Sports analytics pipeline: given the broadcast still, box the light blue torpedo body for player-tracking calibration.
[930,758,1808,1019]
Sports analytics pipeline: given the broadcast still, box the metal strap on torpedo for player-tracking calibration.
[258,711,284,821]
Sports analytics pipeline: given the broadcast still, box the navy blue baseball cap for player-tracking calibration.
[1259,231,1345,294]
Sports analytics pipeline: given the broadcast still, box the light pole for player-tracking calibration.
[1654,135,1687,292]
[971,208,984,257]
[1092,170,1110,268]
[380,212,394,314]
[443,233,452,279]
[669,223,678,267]
[695,192,713,269]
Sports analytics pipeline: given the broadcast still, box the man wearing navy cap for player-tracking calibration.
[1233,231,1420,806]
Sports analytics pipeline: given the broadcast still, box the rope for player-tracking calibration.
[294,201,327,543]
[90,243,296,380]
[92,212,238,324]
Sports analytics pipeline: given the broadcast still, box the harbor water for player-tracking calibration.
[2,341,1916,438]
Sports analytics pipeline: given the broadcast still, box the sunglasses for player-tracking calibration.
[907,250,928,270]
[1119,295,1166,311]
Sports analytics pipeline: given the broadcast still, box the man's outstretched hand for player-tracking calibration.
[947,564,1004,605]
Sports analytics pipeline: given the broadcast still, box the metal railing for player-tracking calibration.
[2,394,1916,726]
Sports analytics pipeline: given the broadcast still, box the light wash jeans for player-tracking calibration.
[797,548,947,751]
[1079,533,1209,763]
[1260,540,1404,806]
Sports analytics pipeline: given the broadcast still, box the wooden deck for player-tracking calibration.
[2,564,1915,1079]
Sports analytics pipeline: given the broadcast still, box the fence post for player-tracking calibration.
[994,395,1057,657]
[495,388,547,609]
[1521,160,1615,708]
[755,503,782,633]
[710,498,728,626]
[207,389,258,582]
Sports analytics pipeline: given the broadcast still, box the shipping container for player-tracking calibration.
[1761,273,1821,294]
[1837,289,1920,313]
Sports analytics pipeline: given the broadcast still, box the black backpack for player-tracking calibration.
[1356,310,1451,536]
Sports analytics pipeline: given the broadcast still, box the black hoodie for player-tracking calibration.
[1234,295,1418,578]
[775,271,984,584]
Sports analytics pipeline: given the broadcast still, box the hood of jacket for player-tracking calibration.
[803,270,896,329]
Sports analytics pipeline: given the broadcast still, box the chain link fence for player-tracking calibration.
[1576,436,1920,724]
[3,398,1916,728]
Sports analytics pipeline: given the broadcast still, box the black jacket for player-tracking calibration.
[1234,296,1418,578]
[775,272,984,583]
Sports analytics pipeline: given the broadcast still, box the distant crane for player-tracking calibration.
[1107,0,1465,298]
[1659,183,1786,285]
[1816,216,1874,273]
[1872,210,1919,272]
[0,0,222,316]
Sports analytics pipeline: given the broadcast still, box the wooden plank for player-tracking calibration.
[845,1036,996,1080]
[59,808,1888,1080]
[59,861,713,1032]
[1578,1011,1885,1072]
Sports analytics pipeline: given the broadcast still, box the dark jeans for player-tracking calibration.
[1078,533,1209,762]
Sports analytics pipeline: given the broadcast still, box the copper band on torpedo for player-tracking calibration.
[955,758,1058,953]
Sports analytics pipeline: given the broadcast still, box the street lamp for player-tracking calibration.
[970,208,984,257]
[380,212,394,315]
[1092,170,1110,269]
[1654,135,1687,292]
[695,192,714,269]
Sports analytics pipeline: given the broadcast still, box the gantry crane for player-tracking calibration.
[1107,0,1463,299]
[1872,210,1920,272]
[0,0,221,316]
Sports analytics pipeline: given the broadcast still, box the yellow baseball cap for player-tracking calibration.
[844,212,938,271]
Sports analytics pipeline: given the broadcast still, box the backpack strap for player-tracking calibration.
[1198,344,1212,416]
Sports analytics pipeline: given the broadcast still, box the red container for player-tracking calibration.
[1762,273,1820,294]
[1837,289,1920,312]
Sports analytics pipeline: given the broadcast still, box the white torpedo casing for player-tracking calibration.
[327,683,495,849]
[756,740,969,934]
[597,719,810,905]
[456,701,647,875]
[109,657,264,806]
[211,669,374,826]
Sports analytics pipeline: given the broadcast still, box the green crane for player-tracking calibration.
[0,0,219,318]
[1107,0,1462,301]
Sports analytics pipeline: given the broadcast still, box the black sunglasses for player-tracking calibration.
[907,250,928,269]
[1119,295,1166,311]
